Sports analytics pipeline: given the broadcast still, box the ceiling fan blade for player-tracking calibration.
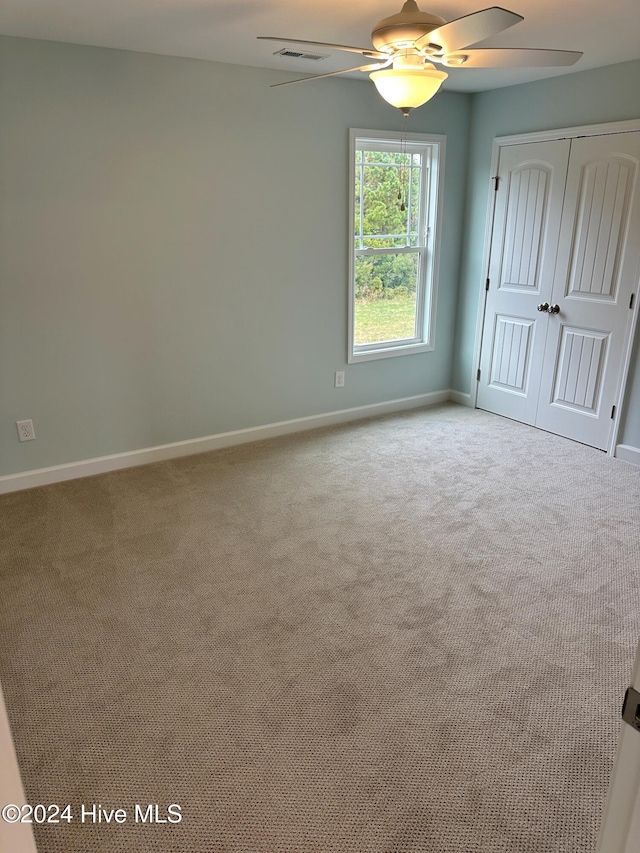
[258,36,387,60]
[415,7,523,53]
[270,60,392,88]
[441,47,583,68]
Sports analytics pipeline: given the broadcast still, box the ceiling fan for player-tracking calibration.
[258,1,582,113]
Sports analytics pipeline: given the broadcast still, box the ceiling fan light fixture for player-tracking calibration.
[370,63,447,111]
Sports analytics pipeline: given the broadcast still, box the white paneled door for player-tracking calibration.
[477,131,640,450]
[478,139,570,425]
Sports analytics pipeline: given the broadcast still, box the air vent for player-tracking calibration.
[274,48,327,61]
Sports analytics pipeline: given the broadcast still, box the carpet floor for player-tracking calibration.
[1,403,639,852]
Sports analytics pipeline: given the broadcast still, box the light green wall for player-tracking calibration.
[0,36,471,476]
[453,59,640,449]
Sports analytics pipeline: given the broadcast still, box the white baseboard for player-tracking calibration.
[615,444,640,466]
[0,390,454,494]
[449,390,472,407]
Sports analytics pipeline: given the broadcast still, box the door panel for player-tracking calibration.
[567,157,634,301]
[488,315,535,395]
[501,164,552,290]
[536,132,640,449]
[550,326,608,413]
[477,139,571,423]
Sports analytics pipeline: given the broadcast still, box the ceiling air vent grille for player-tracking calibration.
[274,48,327,61]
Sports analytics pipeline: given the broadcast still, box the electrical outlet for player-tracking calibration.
[334,371,345,388]
[16,419,35,442]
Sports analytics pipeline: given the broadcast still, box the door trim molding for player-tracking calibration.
[490,118,640,149]
[0,682,37,852]
[471,118,640,456]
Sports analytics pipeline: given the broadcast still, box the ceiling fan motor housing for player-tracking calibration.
[371,0,446,52]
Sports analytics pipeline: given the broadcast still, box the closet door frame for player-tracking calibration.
[470,118,640,456]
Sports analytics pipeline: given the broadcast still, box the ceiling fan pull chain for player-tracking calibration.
[400,112,408,212]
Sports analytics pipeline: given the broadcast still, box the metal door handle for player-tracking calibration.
[537,302,549,312]
[549,304,560,314]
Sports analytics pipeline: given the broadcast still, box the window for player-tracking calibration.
[348,129,445,363]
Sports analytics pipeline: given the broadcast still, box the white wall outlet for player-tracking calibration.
[334,371,345,388]
[16,419,35,442]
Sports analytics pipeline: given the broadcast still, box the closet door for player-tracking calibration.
[477,140,571,423]
[536,132,640,450]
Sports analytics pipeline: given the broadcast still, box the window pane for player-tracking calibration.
[354,253,419,345]
[354,149,423,249]
[363,164,408,246]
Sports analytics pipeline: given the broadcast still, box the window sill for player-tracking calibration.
[348,341,434,364]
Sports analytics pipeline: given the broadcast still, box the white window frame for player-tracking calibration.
[348,128,445,363]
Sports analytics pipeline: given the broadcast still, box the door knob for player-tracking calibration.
[549,304,560,314]
[537,302,549,312]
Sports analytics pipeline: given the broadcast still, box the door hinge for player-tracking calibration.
[630,293,635,309]
[611,405,616,419]
[622,686,640,733]
[477,368,481,381]
[486,278,490,291]
[492,176,499,191]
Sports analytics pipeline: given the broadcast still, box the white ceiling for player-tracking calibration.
[1,0,639,93]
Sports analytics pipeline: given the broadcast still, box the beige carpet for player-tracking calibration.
[1,403,639,853]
